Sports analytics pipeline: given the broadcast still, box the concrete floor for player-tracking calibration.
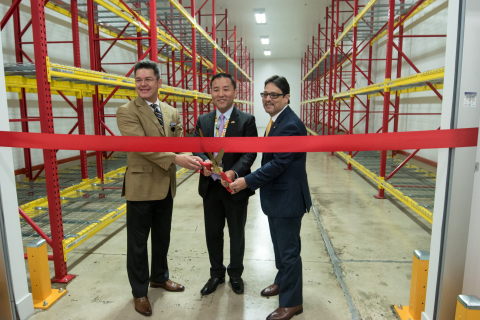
[26,147,432,320]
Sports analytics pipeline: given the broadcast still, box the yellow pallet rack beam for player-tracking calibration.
[301,68,444,105]
[5,63,253,105]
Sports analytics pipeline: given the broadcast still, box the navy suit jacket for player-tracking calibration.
[245,106,312,218]
[193,107,258,201]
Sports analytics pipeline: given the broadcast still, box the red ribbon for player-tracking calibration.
[0,128,477,153]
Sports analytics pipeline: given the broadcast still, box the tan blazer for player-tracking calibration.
[116,97,188,201]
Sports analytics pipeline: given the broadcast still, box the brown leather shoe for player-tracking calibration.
[150,279,185,292]
[266,305,303,320]
[133,296,152,317]
[261,283,280,296]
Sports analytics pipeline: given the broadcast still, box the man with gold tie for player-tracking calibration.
[193,73,258,296]
[230,75,312,320]
[116,59,202,317]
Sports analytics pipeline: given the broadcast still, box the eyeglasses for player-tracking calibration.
[260,92,285,99]
[135,77,155,84]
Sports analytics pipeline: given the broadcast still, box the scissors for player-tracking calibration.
[198,129,233,193]
[198,128,225,174]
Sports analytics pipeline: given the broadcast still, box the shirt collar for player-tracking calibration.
[271,104,288,122]
[146,99,160,110]
[216,106,234,119]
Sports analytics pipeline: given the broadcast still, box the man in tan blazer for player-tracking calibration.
[116,59,202,317]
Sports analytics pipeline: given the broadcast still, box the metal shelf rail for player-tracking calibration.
[1,0,253,282]
[300,0,444,223]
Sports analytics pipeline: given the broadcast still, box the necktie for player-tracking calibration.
[152,104,164,132]
[265,119,274,136]
[212,114,225,181]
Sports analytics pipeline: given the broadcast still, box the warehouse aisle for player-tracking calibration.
[28,148,431,320]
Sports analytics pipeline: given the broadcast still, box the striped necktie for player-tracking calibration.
[152,104,164,131]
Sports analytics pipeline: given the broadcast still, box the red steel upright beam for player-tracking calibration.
[87,0,104,181]
[149,0,158,63]
[347,0,358,170]
[328,2,334,139]
[30,0,74,283]
[13,1,32,181]
[393,2,405,158]
[323,7,329,136]
[71,0,88,180]
[376,0,395,199]
[191,0,198,126]
[212,0,217,75]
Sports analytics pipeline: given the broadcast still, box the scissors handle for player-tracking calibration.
[199,161,212,174]
[220,172,233,193]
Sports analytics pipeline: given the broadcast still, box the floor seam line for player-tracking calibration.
[312,201,360,320]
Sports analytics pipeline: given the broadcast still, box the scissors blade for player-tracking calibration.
[215,149,225,164]
[199,128,219,167]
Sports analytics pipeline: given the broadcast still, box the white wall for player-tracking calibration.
[254,58,301,127]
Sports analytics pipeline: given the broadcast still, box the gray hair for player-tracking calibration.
[134,59,161,80]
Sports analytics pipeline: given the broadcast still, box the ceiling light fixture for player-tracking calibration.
[264,50,271,56]
[255,12,266,24]
[261,37,269,45]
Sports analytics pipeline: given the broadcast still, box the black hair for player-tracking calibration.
[134,59,161,80]
[210,73,236,90]
[264,75,290,104]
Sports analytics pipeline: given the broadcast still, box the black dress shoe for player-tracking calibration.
[200,277,225,296]
[230,277,244,294]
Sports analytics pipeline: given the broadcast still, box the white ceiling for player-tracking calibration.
[212,0,330,60]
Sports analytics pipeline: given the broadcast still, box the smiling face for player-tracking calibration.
[262,82,290,117]
[135,68,162,103]
[211,77,237,113]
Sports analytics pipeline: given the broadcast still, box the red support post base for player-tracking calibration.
[52,274,76,284]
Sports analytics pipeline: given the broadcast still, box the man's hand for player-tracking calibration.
[229,177,247,194]
[221,170,236,188]
[173,154,202,170]
[202,160,212,177]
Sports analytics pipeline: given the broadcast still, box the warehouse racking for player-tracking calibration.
[1,0,253,282]
[300,0,445,224]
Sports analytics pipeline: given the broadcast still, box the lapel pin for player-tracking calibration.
[231,121,235,124]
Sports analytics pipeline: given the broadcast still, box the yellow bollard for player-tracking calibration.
[455,295,480,320]
[26,239,66,309]
[394,250,429,320]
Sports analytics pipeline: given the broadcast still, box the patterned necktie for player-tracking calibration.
[152,104,164,132]
[212,114,225,181]
[265,119,274,136]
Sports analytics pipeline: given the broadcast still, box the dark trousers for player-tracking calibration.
[203,180,248,278]
[268,216,303,307]
[126,190,173,298]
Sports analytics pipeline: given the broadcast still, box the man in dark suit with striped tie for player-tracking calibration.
[116,59,203,317]
[229,75,312,320]
[193,73,258,296]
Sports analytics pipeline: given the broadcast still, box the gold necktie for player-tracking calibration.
[265,119,273,136]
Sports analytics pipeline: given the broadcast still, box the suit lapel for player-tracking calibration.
[136,97,164,136]
[205,111,216,137]
[269,106,292,136]
[225,107,238,137]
